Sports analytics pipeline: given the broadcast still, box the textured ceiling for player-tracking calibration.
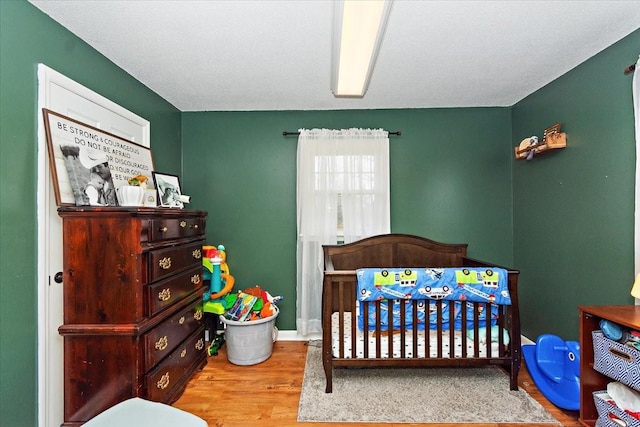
[29,0,640,112]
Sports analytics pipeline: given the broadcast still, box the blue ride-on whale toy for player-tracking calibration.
[522,334,580,411]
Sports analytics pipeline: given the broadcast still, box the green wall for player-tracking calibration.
[182,108,514,330]
[0,1,182,425]
[2,0,638,424]
[512,29,640,341]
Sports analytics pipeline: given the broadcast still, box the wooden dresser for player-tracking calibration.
[57,207,208,426]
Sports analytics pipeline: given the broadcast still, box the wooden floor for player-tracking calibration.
[173,341,582,427]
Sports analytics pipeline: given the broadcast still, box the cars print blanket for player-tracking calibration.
[355,267,511,331]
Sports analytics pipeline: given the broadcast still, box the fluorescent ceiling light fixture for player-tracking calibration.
[332,0,393,97]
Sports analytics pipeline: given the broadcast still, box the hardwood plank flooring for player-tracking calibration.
[173,341,582,427]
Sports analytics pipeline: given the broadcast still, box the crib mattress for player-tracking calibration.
[331,312,501,359]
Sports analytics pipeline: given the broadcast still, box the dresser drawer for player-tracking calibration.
[148,217,205,242]
[145,326,205,402]
[144,299,204,370]
[147,266,203,317]
[148,241,203,282]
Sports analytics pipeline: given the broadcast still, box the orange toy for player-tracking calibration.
[260,301,274,318]
[210,273,234,299]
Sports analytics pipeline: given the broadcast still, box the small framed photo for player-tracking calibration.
[143,188,158,207]
[152,172,184,208]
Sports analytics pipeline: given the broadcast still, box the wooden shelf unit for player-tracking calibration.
[577,305,640,427]
[514,132,566,160]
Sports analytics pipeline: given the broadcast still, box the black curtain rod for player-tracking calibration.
[625,63,636,75]
[283,130,401,136]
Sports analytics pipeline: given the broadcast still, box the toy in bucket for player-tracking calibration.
[224,285,282,321]
[221,285,282,365]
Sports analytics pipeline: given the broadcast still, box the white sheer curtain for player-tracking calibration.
[634,55,640,280]
[296,128,390,336]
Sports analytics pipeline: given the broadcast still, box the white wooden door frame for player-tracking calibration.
[36,64,150,427]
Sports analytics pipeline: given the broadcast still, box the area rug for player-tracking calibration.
[297,341,560,424]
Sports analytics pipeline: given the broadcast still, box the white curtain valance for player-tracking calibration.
[298,127,389,139]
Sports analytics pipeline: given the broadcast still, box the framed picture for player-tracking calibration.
[42,108,154,206]
[543,122,562,142]
[153,172,184,208]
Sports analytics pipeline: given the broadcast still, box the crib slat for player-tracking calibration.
[461,302,468,358]
[485,303,492,358]
[412,300,419,358]
[350,290,357,359]
[497,304,505,357]
[387,300,394,357]
[448,301,455,358]
[375,302,382,359]
[471,303,479,357]
[436,300,443,358]
[363,301,369,358]
[338,281,345,359]
[473,302,480,357]
[425,304,431,358]
[399,300,406,358]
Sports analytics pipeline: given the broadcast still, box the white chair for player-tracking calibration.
[83,398,208,427]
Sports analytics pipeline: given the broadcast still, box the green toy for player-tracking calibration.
[202,244,234,315]
[207,334,225,356]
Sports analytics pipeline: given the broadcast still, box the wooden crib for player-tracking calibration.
[321,233,521,393]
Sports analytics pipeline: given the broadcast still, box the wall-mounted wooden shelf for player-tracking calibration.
[514,132,566,160]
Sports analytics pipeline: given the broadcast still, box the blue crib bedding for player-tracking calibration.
[356,267,511,332]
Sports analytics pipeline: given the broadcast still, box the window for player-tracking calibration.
[314,154,377,243]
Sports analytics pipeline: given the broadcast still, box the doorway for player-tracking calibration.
[36,64,150,426]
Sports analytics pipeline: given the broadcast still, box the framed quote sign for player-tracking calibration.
[42,108,154,206]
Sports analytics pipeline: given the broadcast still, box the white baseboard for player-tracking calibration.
[521,335,534,345]
[274,329,535,345]
[276,330,321,341]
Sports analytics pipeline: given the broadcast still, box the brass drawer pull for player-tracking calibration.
[195,338,204,351]
[158,288,171,302]
[179,316,185,325]
[155,336,168,351]
[158,257,172,270]
[181,348,187,358]
[194,310,203,321]
[180,220,187,228]
[191,224,199,230]
[191,274,200,285]
[159,226,168,233]
[192,249,201,259]
[156,373,170,390]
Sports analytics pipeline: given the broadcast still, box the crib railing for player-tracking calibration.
[331,295,510,360]
[321,271,520,392]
